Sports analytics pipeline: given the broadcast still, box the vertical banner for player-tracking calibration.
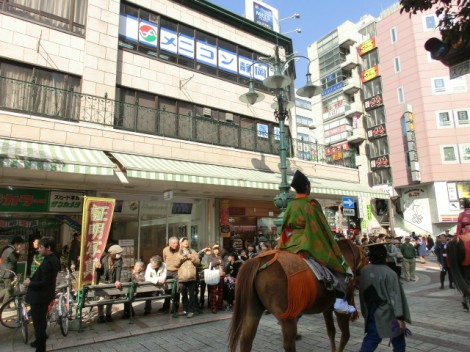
[77,197,116,290]
[220,199,230,238]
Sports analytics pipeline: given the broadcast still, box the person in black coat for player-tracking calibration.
[24,237,60,352]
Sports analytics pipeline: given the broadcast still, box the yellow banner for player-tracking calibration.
[77,196,116,290]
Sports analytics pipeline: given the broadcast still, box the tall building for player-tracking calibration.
[376,4,470,235]
[0,0,387,261]
[305,2,470,236]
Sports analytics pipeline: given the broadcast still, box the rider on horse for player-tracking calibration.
[278,170,356,314]
[457,198,470,266]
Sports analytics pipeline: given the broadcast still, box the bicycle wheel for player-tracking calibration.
[0,297,19,329]
[58,295,69,336]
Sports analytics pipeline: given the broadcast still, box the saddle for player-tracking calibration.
[303,258,338,291]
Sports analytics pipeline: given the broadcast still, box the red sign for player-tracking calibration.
[364,94,383,110]
[370,155,390,170]
[367,124,387,140]
[358,38,376,56]
[78,197,116,289]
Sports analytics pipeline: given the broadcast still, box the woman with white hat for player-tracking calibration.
[94,244,123,323]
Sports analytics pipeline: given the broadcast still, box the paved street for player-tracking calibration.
[1,255,469,352]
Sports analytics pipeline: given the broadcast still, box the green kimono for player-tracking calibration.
[279,197,351,275]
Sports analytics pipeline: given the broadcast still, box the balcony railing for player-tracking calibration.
[0,76,356,168]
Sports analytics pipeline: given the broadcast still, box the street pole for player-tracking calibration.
[238,45,322,237]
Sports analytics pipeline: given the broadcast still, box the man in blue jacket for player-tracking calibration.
[24,237,60,352]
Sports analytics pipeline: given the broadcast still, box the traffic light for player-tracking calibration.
[424,37,470,67]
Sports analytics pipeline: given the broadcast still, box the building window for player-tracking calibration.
[460,144,470,162]
[441,145,459,163]
[296,115,313,127]
[0,0,87,35]
[455,109,470,126]
[397,87,405,104]
[390,27,397,43]
[365,106,386,128]
[361,50,379,70]
[436,111,453,128]
[393,57,401,72]
[432,78,446,94]
[424,15,436,30]
[363,77,382,99]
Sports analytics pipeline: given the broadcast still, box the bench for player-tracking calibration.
[77,279,176,329]
[129,279,177,321]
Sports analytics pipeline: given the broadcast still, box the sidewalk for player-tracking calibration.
[0,254,464,352]
[0,297,233,352]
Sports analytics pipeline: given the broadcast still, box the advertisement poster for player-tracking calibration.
[77,197,116,289]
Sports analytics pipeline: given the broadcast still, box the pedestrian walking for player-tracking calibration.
[434,233,454,289]
[359,243,411,352]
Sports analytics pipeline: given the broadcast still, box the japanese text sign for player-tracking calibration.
[78,197,116,289]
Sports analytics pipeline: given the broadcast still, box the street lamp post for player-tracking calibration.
[239,45,322,235]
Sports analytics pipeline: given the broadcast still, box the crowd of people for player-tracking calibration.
[1,175,469,352]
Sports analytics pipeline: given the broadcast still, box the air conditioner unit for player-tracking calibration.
[225,113,234,122]
[203,107,212,117]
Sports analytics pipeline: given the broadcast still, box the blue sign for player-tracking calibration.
[342,196,355,209]
[321,82,344,97]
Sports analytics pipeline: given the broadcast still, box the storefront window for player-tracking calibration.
[109,199,207,262]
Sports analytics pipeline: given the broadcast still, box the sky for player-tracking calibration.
[208,0,399,85]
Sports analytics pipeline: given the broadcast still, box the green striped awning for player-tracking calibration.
[0,139,115,176]
[112,152,389,199]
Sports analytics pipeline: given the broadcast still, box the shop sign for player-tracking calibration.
[49,191,83,212]
[367,124,387,140]
[361,65,379,83]
[0,188,49,212]
[370,155,390,170]
[358,38,376,56]
[321,82,343,96]
[364,94,383,110]
[77,197,116,289]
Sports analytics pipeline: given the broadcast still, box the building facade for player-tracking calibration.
[0,0,387,267]
[305,2,470,236]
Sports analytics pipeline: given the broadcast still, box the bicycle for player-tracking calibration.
[0,269,30,344]
[47,268,76,336]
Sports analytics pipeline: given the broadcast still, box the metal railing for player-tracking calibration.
[0,76,356,168]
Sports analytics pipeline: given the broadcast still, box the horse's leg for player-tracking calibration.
[239,304,264,352]
[279,318,297,352]
[323,309,337,352]
[335,311,351,352]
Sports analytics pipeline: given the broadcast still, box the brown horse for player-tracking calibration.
[228,239,365,352]
[447,235,470,311]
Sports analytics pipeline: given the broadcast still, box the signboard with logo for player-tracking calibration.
[361,65,379,83]
[49,191,83,212]
[0,188,49,212]
[370,155,390,170]
[244,0,280,32]
[367,124,387,140]
[364,94,383,111]
[358,38,376,56]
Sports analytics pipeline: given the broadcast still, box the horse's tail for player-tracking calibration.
[228,257,263,352]
[447,237,470,295]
